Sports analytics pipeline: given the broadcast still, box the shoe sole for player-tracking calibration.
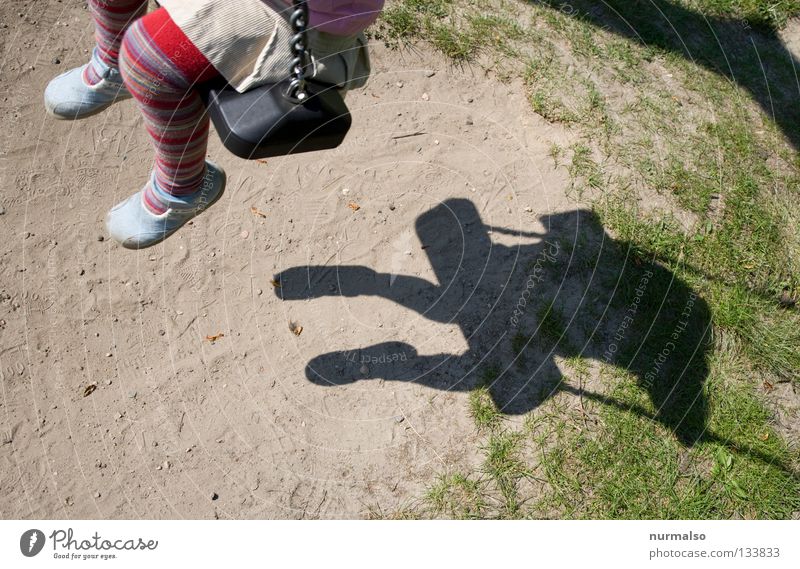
[44,91,132,121]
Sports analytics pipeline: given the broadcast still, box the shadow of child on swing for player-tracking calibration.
[274,198,789,472]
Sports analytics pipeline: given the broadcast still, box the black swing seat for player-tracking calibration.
[200,79,352,160]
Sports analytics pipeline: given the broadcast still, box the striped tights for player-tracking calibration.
[88,2,220,213]
[84,0,147,85]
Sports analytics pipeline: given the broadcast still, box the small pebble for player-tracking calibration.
[524,206,533,212]
[394,416,405,423]
[105,352,112,357]
[94,491,101,498]
[0,206,6,215]
[396,81,403,88]
[211,492,219,501]
[240,230,249,239]
[425,70,436,77]
[342,187,350,195]
[52,57,61,65]
[465,118,474,126]
[127,390,137,399]
[421,92,430,101]
[388,203,396,211]
[163,460,170,469]
[97,235,104,242]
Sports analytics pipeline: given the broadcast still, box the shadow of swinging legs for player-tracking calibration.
[275,199,796,476]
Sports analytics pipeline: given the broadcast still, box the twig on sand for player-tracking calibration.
[391,131,427,140]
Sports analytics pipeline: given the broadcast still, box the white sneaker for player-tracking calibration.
[44,48,131,120]
[105,162,227,249]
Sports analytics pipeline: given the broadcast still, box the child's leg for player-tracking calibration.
[106,7,225,249]
[43,0,147,118]
[118,7,220,214]
[84,0,149,85]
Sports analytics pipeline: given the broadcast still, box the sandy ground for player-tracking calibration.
[0,1,592,518]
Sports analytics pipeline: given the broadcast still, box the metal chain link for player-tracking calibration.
[286,0,311,102]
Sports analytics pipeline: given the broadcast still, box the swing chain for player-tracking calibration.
[287,0,311,103]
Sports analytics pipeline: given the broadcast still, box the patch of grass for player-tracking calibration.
[710,283,800,382]
[372,0,483,61]
[375,0,542,63]
[528,89,579,124]
[482,431,530,516]
[467,11,525,56]
[535,358,800,519]
[596,194,800,384]
[377,3,421,40]
[405,0,452,18]
[595,196,688,266]
[651,155,719,214]
[548,142,564,167]
[568,144,604,194]
[468,366,504,431]
[469,393,502,432]
[429,22,480,60]
[696,0,800,28]
[469,386,503,429]
[535,0,800,31]
[426,473,486,518]
[377,0,800,520]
